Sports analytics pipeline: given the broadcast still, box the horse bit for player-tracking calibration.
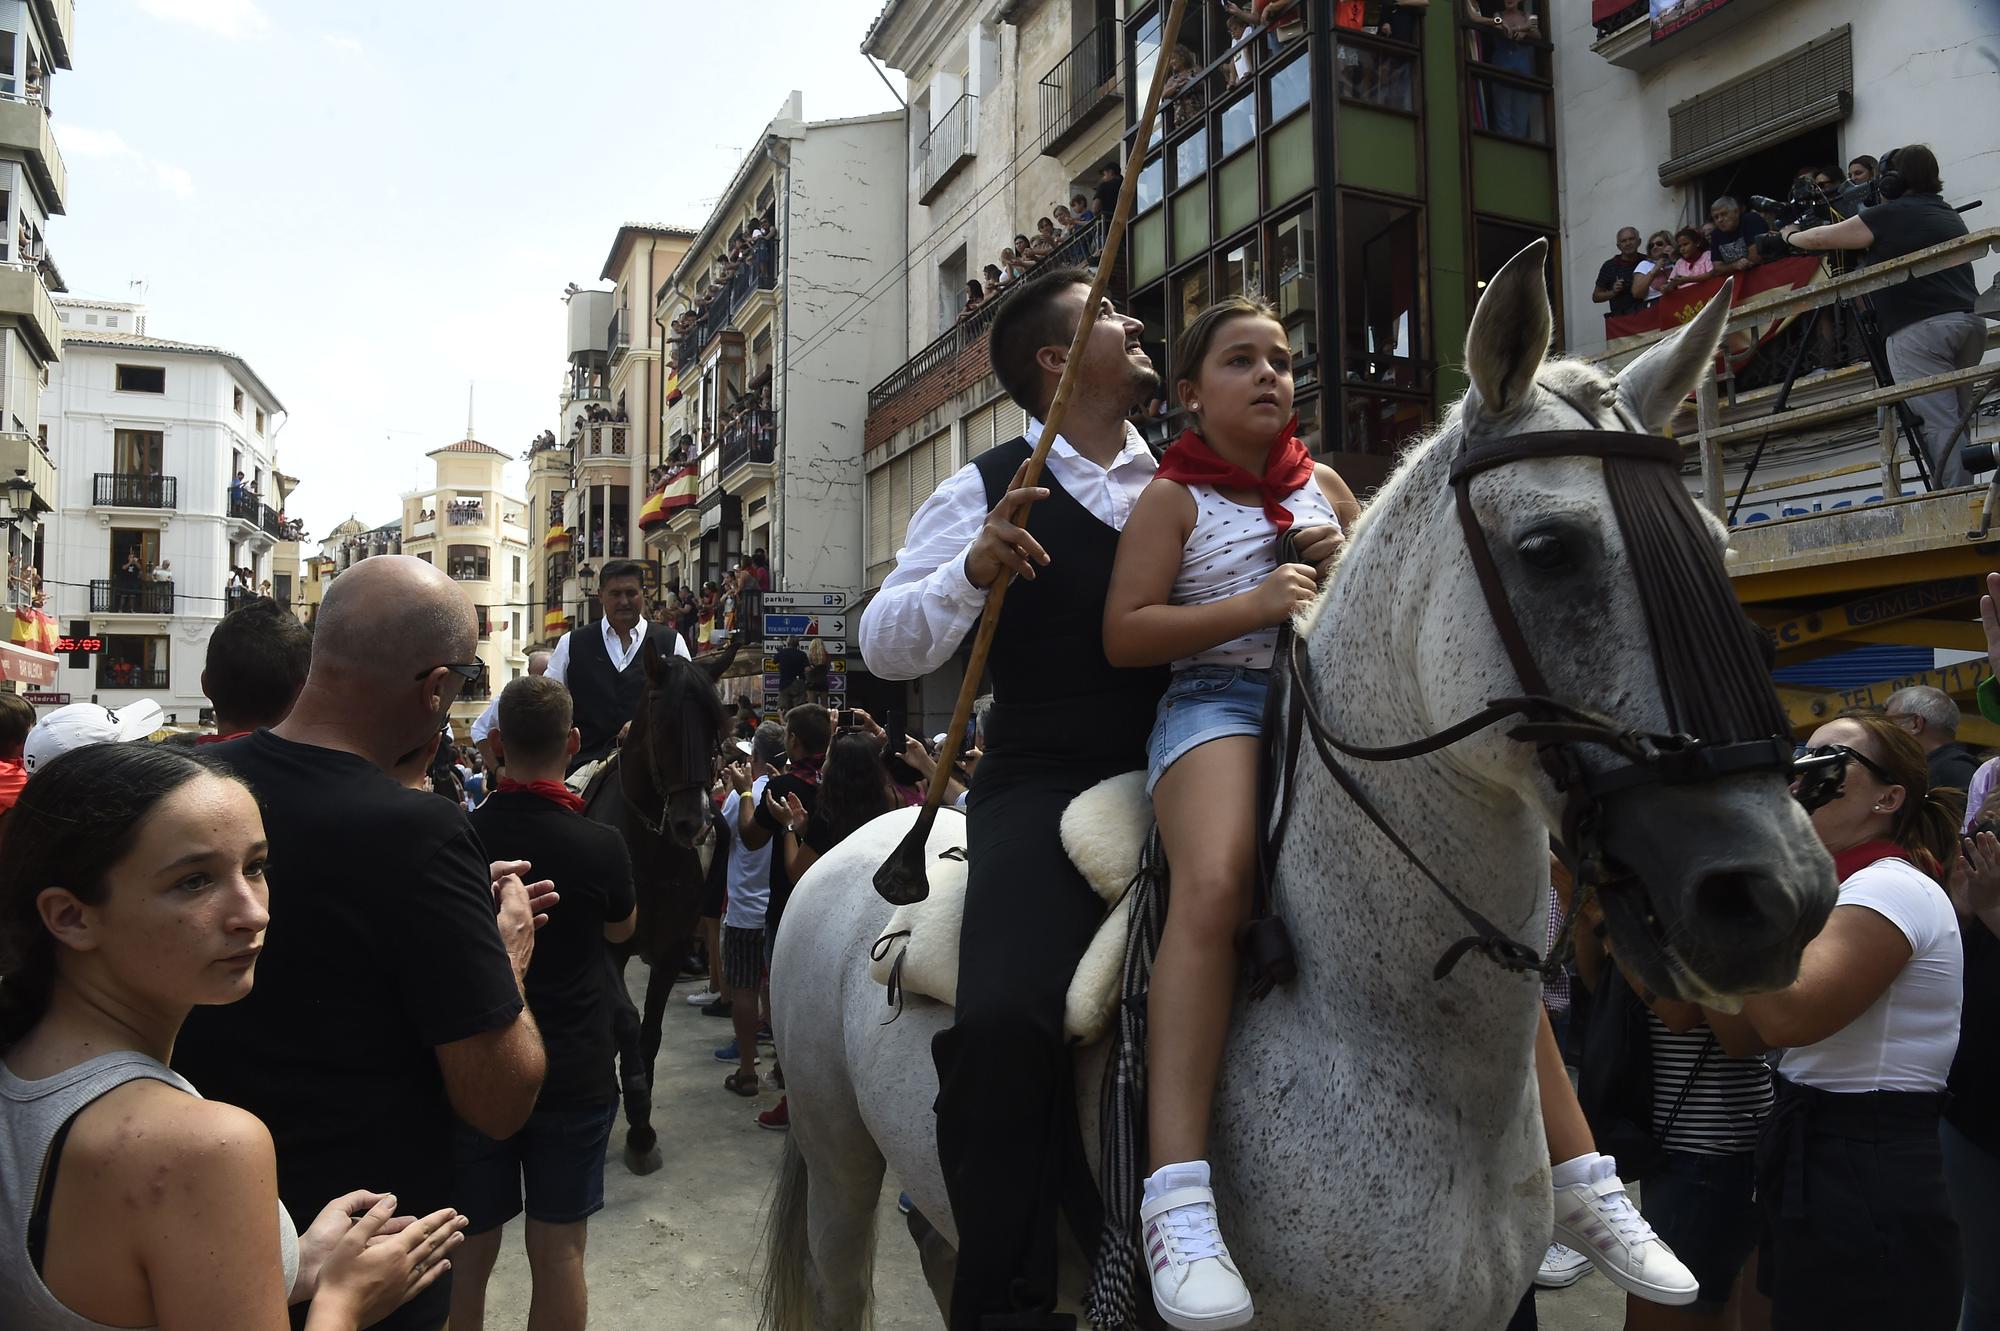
[1258,408,1809,987]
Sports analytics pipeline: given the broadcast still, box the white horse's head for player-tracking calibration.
[1341,240,1835,1001]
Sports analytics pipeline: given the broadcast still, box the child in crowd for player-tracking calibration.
[1104,295,1357,1328]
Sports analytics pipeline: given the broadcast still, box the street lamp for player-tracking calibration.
[0,471,33,525]
[577,562,597,597]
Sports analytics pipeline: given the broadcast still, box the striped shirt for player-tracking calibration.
[1648,1013,1772,1155]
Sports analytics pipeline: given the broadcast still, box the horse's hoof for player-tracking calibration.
[624,1144,664,1175]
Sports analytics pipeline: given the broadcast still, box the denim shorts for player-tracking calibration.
[1145,665,1271,794]
[1641,1148,1759,1310]
[451,1100,617,1233]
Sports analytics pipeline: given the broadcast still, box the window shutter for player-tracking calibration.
[993,398,1027,445]
[1660,27,1852,185]
[867,460,893,574]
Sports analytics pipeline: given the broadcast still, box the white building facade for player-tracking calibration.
[42,298,286,722]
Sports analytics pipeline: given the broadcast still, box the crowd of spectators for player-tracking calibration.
[1593,158,1881,320]
[956,170,1119,324]
[668,206,780,367]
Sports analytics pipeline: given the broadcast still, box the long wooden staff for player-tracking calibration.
[874,0,1193,904]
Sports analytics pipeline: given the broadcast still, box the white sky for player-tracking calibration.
[54,0,899,540]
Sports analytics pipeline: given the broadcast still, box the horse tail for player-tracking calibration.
[758,1132,825,1331]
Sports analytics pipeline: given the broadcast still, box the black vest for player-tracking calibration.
[567,621,679,767]
[972,438,1166,762]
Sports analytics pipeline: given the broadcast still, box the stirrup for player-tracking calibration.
[1239,913,1296,999]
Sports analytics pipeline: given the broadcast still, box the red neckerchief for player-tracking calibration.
[195,730,250,745]
[499,778,585,813]
[1154,417,1315,531]
[1833,839,1910,881]
[790,755,824,787]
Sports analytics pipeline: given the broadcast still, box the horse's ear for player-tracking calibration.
[642,636,667,680]
[1464,239,1552,418]
[700,633,740,681]
[1613,276,1734,434]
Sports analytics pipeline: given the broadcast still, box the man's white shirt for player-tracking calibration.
[475,620,691,743]
[856,418,1156,680]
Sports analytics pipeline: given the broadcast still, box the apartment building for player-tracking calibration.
[647,92,905,601]
[40,298,291,719]
[0,0,75,694]
[860,0,1561,728]
[399,435,532,727]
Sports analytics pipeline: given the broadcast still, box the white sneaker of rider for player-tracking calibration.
[1551,1153,1699,1306]
[1140,1161,1255,1331]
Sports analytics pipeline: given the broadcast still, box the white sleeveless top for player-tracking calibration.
[0,1050,300,1330]
[1171,477,1339,671]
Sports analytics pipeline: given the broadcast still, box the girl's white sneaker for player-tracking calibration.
[1139,1184,1255,1330]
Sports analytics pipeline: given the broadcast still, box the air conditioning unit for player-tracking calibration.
[1278,270,1315,317]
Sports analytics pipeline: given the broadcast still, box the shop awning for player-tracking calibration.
[0,641,59,688]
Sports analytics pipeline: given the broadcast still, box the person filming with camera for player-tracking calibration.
[1773,144,1984,488]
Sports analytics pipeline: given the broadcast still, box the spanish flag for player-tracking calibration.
[544,608,570,634]
[544,525,571,552]
[659,463,698,513]
[665,366,682,406]
[638,487,668,529]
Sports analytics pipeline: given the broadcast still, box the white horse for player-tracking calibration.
[762,243,1837,1330]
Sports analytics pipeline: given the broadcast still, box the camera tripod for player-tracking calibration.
[1726,265,1933,525]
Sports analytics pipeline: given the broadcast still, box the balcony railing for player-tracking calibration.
[98,663,170,690]
[693,236,779,348]
[447,505,486,526]
[672,331,699,368]
[91,579,175,614]
[917,93,977,203]
[448,560,491,582]
[869,218,1108,414]
[579,422,630,459]
[1039,19,1122,154]
[719,408,777,478]
[93,472,177,509]
[228,490,261,526]
[608,306,632,356]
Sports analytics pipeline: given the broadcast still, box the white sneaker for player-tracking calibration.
[1552,1172,1699,1306]
[1534,1241,1592,1290]
[1140,1185,1254,1330]
[685,988,721,1006]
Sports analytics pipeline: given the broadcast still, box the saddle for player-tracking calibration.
[868,772,1153,1044]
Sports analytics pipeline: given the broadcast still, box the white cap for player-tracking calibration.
[23,699,166,774]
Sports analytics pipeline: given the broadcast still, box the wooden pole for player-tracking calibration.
[874,0,1193,904]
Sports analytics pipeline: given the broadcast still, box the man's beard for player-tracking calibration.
[1125,361,1163,414]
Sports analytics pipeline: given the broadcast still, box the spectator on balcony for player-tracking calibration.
[1223,14,1255,85]
[1849,155,1878,187]
[1662,226,1715,290]
[1012,233,1042,275]
[1029,219,1061,261]
[1592,226,1647,317]
[1628,230,1675,303]
[1052,204,1081,237]
[748,549,773,593]
[1094,163,1123,221]
[999,247,1028,284]
[1070,194,1096,227]
[984,262,1009,295]
[153,558,173,585]
[229,471,247,506]
[1705,195,1768,273]
[1161,44,1204,125]
[959,280,987,323]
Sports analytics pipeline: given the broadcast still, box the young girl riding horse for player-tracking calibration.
[1104,295,1358,1329]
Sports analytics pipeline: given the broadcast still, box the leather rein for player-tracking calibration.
[1256,412,1797,985]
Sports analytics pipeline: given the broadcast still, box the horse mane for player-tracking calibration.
[647,653,728,781]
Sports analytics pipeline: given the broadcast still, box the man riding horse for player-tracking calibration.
[547,558,690,772]
[857,266,1166,1331]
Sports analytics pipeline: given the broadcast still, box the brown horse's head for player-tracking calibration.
[624,638,731,848]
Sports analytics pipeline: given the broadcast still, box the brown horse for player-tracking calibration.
[584,637,736,1173]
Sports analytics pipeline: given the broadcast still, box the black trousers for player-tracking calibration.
[1757,1076,1962,1330]
[933,743,1138,1330]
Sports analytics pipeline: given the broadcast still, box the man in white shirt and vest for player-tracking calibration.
[859,267,1166,1330]
[546,558,691,771]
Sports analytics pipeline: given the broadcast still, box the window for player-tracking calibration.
[99,635,169,690]
[115,365,166,394]
[1272,207,1319,375]
[1219,234,1260,302]
[1135,155,1164,213]
[114,429,164,475]
[84,313,98,326]
[1474,215,1559,344]
[1337,39,1416,112]
[232,386,244,415]
[109,528,161,579]
[937,244,967,336]
[255,409,266,435]
[1173,127,1207,188]
[1269,51,1309,124]
[512,555,522,585]
[1219,91,1256,159]
[1339,195,1425,391]
[1170,266,1211,360]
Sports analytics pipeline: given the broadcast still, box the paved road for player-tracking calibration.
[475,964,1628,1329]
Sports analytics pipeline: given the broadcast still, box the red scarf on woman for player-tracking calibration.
[499,777,585,813]
[1832,839,1910,881]
[1155,417,1315,531]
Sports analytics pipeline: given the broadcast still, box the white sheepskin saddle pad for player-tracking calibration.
[869,771,1153,1045]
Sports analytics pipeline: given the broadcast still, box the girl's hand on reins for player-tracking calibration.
[1292,523,1345,576]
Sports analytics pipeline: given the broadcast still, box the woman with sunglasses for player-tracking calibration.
[1703,710,1963,1330]
[1629,231,1676,305]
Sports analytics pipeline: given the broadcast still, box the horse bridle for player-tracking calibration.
[625,678,718,841]
[1260,406,1798,984]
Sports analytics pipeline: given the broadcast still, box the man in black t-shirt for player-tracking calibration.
[1591,226,1646,317]
[1706,194,1769,271]
[458,676,637,1330]
[173,555,552,1331]
[1093,163,1122,221]
[775,636,810,712]
[1785,145,1983,488]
